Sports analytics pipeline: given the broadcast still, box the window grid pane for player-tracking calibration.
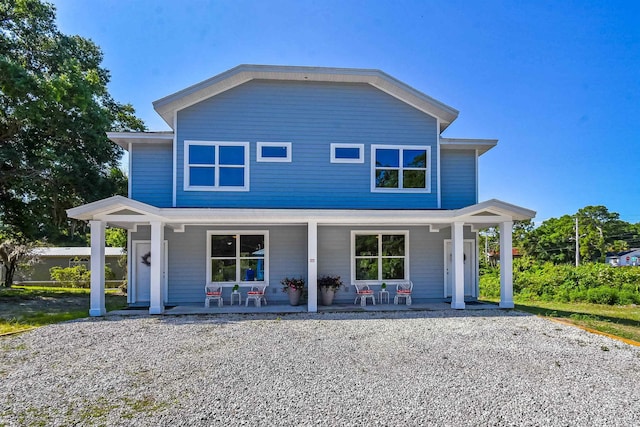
[354,233,406,281]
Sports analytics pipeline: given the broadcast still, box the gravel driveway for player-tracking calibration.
[1,310,639,426]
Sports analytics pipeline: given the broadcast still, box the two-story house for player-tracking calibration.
[67,64,535,315]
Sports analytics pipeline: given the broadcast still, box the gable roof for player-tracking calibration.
[152,64,459,132]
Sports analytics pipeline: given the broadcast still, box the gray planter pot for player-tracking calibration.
[320,287,335,305]
[288,288,303,306]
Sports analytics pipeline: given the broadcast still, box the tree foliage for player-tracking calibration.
[512,206,639,264]
[0,0,144,248]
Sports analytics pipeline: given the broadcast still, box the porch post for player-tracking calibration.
[451,221,466,309]
[307,221,318,312]
[499,221,514,308]
[149,221,165,314]
[89,220,106,316]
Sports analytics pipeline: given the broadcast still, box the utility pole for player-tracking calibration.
[575,216,580,267]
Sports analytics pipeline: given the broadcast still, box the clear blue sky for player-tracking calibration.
[50,0,640,224]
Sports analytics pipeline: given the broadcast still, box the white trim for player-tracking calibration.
[127,229,132,304]
[330,143,365,163]
[206,230,269,286]
[436,118,441,208]
[443,238,477,298]
[172,111,177,207]
[128,142,132,198]
[440,138,497,156]
[183,141,250,192]
[370,144,432,193]
[475,149,479,204]
[256,142,292,162]
[68,196,537,225]
[350,230,410,284]
[131,239,168,306]
[307,221,318,312]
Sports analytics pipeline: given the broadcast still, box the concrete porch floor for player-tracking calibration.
[108,301,501,316]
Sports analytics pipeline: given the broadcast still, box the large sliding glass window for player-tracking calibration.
[208,232,268,284]
[185,141,249,191]
[353,232,408,282]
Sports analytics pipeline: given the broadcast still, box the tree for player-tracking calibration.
[0,0,144,249]
[0,233,38,287]
[520,206,638,264]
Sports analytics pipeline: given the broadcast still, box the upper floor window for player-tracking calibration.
[371,145,431,192]
[184,141,249,191]
[257,142,292,162]
[331,143,364,163]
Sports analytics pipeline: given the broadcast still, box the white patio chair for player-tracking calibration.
[204,284,224,308]
[246,284,268,307]
[354,284,376,307]
[394,281,413,306]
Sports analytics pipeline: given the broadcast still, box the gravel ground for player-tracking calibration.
[1,310,639,426]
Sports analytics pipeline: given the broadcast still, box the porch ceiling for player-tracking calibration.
[67,196,536,230]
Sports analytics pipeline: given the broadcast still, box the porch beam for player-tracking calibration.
[451,221,466,309]
[499,221,514,308]
[307,221,318,312]
[89,220,106,316]
[149,221,165,314]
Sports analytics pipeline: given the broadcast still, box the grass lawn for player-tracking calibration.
[483,297,640,344]
[0,286,127,335]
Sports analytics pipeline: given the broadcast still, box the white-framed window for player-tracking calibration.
[257,142,292,162]
[206,231,269,285]
[351,231,409,282]
[371,145,431,192]
[184,141,250,191]
[330,143,364,163]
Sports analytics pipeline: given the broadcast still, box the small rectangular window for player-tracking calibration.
[331,143,364,163]
[257,142,292,162]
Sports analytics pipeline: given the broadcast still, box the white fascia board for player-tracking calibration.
[67,197,535,226]
[107,132,174,150]
[152,64,459,131]
[440,138,498,156]
[66,196,162,221]
[456,199,536,221]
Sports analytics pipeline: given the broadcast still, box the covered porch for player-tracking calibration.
[67,196,535,316]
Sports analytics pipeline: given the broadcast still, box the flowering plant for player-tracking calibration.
[318,275,344,291]
[281,277,305,291]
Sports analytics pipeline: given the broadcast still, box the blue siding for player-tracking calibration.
[131,224,476,305]
[131,144,173,207]
[176,80,439,209]
[440,149,477,209]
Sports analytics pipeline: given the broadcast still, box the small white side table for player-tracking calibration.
[230,291,242,305]
[378,289,390,304]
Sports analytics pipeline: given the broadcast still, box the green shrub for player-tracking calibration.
[586,287,618,305]
[481,260,640,305]
[49,265,114,288]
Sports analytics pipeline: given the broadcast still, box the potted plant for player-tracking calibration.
[318,275,344,305]
[281,277,305,306]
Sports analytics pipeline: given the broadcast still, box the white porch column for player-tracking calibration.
[451,221,466,309]
[307,221,318,313]
[89,220,106,316]
[499,221,514,308]
[149,221,165,314]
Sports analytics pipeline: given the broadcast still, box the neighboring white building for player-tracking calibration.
[606,249,640,267]
[14,247,126,284]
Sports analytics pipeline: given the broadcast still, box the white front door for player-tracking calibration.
[132,240,167,304]
[444,240,475,298]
